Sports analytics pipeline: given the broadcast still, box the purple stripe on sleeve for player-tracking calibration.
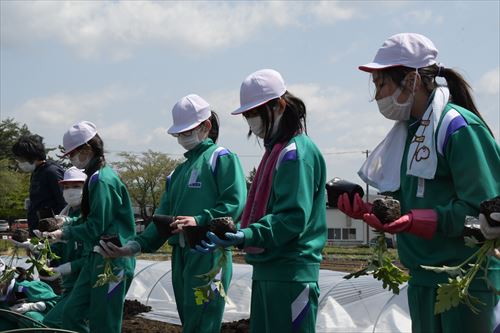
[281,150,297,164]
[442,116,467,153]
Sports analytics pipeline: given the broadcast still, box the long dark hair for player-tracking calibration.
[380,65,492,134]
[208,111,220,143]
[80,134,105,218]
[249,91,307,144]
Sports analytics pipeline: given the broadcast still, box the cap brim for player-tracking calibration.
[359,63,402,72]
[167,121,202,135]
[231,99,272,115]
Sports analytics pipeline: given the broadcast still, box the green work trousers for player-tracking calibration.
[171,244,232,333]
[250,280,319,333]
[61,253,135,333]
[408,283,498,333]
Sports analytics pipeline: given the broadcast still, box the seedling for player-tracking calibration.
[93,235,122,288]
[422,216,500,314]
[344,231,409,294]
[192,217,236,305]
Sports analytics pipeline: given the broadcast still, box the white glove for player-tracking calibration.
[94,240,141,258]
[33,229,63,241]
[39,262,72,282]
[479,213,500,240]
[8,238,35,250]
[8,238,45,254]
[10,301,46,313]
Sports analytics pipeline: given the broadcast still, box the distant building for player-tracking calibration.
[325,193,396,247]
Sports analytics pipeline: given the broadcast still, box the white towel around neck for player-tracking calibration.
[358,87,450,192]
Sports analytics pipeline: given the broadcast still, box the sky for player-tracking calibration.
[1,1,499,188]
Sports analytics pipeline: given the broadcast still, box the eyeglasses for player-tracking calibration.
[171,123,204,138]
[242,107,262,119]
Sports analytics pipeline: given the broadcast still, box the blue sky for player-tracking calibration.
[1,1,499,186]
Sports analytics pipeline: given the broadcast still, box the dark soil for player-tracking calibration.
[480,196,500,227]
[100,234,122,247]
[152,215,175,239]
[209,217,237,240]
[183,225,209,249]
[38,218,60,232]
[11,229,29,242]
[372,198,401,224]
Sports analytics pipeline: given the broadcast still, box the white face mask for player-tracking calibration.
[70,152,92,169]
[246,116,266,138]
[376,70,418,121]
[376,88,414,121]
[63,188,83,207]
[18,161,36,173]
[177,128,204,151]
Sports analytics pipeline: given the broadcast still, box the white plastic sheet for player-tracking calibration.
[126,260,411,332]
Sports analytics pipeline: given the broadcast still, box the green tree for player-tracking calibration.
[0,118,32,163]
[112,150,181,220]
[0,159,30,220]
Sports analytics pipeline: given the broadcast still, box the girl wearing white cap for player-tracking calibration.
[198,69,327,333]
[98,94,247,333]
[40,121,136,333]
[338,33,500,332]
[42,167,88,330]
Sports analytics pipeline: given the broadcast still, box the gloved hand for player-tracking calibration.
[33,229,63,241]
[206,231,245,248]
[363,209,437,240]
[479,213,500,240]
[39,262,72,282]
[94,240,141,258]
[193,240,218,254]
[10,301,46,313]
[337,193,372,219]
[8,238,44,254]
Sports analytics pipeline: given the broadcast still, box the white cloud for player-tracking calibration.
[476,67,500,95]
[1,1,357,60]
[308,1,356,23]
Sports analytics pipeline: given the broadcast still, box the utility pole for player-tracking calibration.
[363,149,370,245]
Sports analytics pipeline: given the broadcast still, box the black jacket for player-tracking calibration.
[27,160,65,233]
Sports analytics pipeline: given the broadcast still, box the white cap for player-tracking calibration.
[359,33,438,72]
[63,121,97,156]
[59,166,87,184]
[232,69,287,115]
[167,94,211,134]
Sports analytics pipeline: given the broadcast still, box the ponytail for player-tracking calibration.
[80,134,105,218]
[208,111,220,143]
[438,66,493,135]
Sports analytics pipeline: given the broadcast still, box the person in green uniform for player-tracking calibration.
[338,33,500,333]
[98,94,247,333]
[39,121,136,333]
[1,260,59,330]
[197,69,327,333]
[41,166,88,330]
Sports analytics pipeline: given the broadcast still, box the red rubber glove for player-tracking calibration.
[337,193,372,219]
[363,209,437,240]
